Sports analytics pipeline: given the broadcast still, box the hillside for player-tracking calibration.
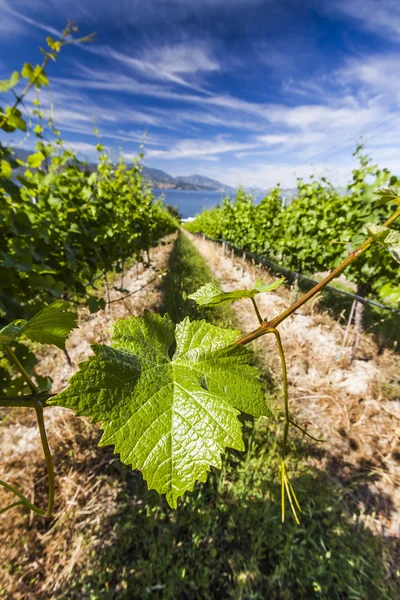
[143,167,235,192]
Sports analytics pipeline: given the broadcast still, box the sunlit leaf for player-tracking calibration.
[374,187,400,206]
[27,152,45,169]
[52,312,268,507]
[0,71,20,92]
[365,223,400,263]
[0,301,77,349]
[189,278,285,307]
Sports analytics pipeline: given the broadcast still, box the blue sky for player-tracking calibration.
[1,0,400,188]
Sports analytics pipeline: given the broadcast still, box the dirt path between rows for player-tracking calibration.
[187,231,400,540]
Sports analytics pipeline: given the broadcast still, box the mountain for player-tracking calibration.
[175,174,235,193]
[141,166,175,184]
[142,167,234,192]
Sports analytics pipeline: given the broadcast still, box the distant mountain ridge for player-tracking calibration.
[142,166,235,193]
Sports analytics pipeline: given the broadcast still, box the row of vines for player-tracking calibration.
[0,26,177,395]
[185,149,400,306]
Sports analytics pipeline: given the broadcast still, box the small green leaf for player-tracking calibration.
[88,297,106,313]
[374,187,400,206]
[19,300,77,349]
[36,375,52,393]
[52,312,268,507]
[2,107,26,132]
[364,223,390,244]
[46,37,61,52]
[0,302,77,349]
[21,63,34,79]
[21,63,48,88]
[0,71,20,92]
[189,277,285,307]
[253,278,286,293]
[365,223,400,263]
[380,283,400,305]
[27,152,45,169]
[1,160,12,178]
[0,320,27,345]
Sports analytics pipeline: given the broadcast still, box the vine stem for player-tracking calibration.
[0,394,54,406]
[0,23,94,130]
[251,297,263,324]
[269,327,302,524]
[236,206,400,346]
[4,345,38,394]
[0,398,55,517]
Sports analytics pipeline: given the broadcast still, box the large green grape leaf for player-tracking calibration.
[0,300,77,349]
[365,223,400,263]
[51,312,268,507]
[189,277,285,308]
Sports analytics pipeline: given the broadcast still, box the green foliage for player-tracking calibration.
[0,71,20,92]
[375,186,400,206]
[0,71,177,326]
[379,282,400,306]
[186,150,400,301]
[51,312,267,507]
[0,300,77,349]
[26,151,45,168]
[189,277,285,308]
[21,62,49,88]
[365,223,400,263]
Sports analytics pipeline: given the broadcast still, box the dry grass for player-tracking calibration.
[187,232,400,540]
[0,237,175,599]
[1,230,399,598]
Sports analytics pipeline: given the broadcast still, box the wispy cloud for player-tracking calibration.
[87,42,218,92]
[0,0,25,36]
[1,0,61,37]
[2,0,400,189]
[147,137,260,160]
[332,0,400,41]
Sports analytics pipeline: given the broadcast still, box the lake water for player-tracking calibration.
[152,189,228,218]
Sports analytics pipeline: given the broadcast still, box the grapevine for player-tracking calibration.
[1,28,400,526]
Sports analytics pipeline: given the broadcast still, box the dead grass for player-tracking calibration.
[1,230,399,598]
[0,236,175,599]
[187,232,400,540]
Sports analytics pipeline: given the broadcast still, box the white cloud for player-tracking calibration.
[63,140,99,155]
[332,0,400,41]
[339,54,400,102]
[147,137,260,160]
[0,0,25,36]
[266,103,382,131]
[256,134,293,145]
[1,0,61,37]
[87,42,218,92]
